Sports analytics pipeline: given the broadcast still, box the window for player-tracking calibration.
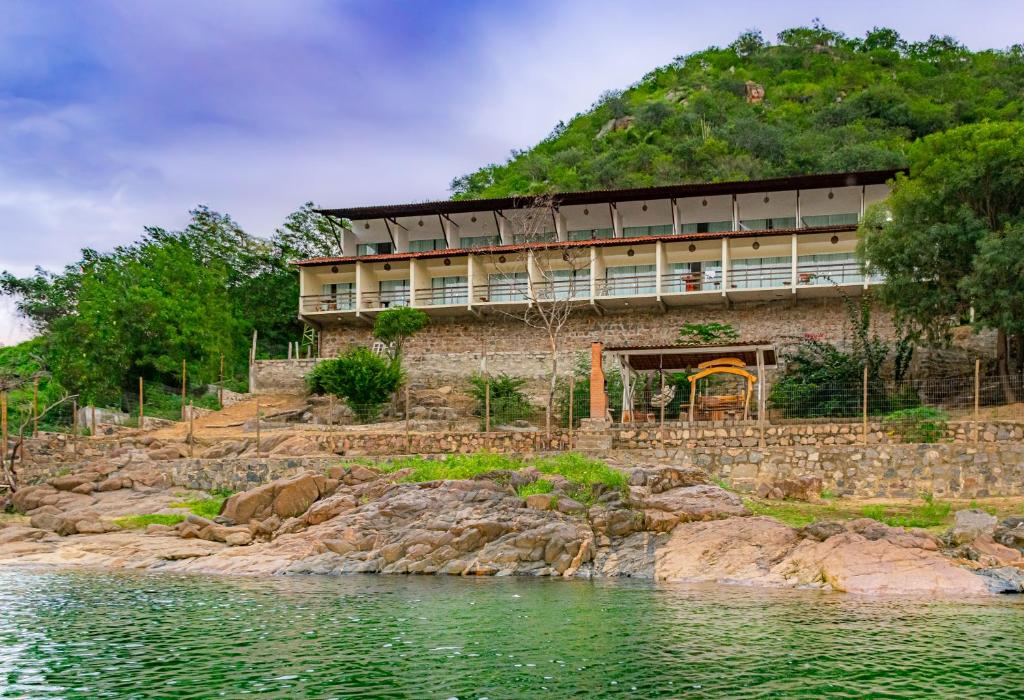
[730,256,791,288]
[622,224,673,237]
[460,235,500,249]
[512,231,557,244]
[797,252,862,285]
[429,275,468,305]
[377,279,409,307]
[604,265,655,296]
[680,220,733,233]
[408,238,447,252]
[801,213,858,227]
[663,261,721,293]
[568,228,614,241]
[739,217,796,230]
[356,241,393,256]
[547,268,590,300]
[319,282,355,310]
[486,272,528,302]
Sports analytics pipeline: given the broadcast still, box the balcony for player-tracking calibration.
[415,286,468,306]
[661,272,722,294]
[597,273,658,298]
[301,292,355,313]
[472,280,529,304]
[797,259,864,286]
[533,278,590,301]
[361,289,410,309]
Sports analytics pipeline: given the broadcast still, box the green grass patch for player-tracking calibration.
[744,494,957,531]
[113,514,185,529]
[169,493,231,519]
[516,479,554,499]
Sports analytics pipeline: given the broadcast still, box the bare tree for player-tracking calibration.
[485,195,589,436]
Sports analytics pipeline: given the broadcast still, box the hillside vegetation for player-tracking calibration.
[451,25,1024,198]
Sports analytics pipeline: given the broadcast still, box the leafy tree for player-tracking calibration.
[306,348,403,422]
[372,307,429,359]
[468,373,534,428]
[857,122,1024,394]
[679,322,739,344]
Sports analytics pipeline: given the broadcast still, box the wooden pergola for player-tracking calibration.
[604,341,777,423]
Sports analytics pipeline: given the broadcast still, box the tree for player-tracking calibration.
[372,307,428,359]
[306,347,403,422]
[678,322,739,344]
[858,121,1024,398]
[486,195,588,436]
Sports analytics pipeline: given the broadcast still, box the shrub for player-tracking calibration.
[516,479,554,499]
[468,374,535,428]
[305,348,403,422]
[373,307,428,358]
[884,406,948,443]
[678,322,739,344]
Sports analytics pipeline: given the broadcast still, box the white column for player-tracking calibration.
[611,204,623,237]
[731,194,739,230]
[554,210,568,242]
[409,259,422,307]
[466,254,476,310]
[720,237,730,295]
[441,217,459,248]
[790,233,798,293]
[392,225,409,253]
[497,215,510,245]
[526,250,538,304]
[655,240,665,301]
[859,185,866,221]
[342,227,359,257]
[795,190,802,229]
[671,198,680,236]
[355,261,364,310]
[590,246,600,299]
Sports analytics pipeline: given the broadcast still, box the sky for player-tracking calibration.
[2,0,1022,344]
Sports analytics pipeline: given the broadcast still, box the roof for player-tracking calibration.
[606,341,778,370]
[316,169,902,221]
[295,223,857,267]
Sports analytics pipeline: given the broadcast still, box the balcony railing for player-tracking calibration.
[301,292,356,313]
[796,261,864,286]
[533,279,590,301]
[727,266,792,289]
[596,274,658,297]
[661,272,722,294]
[415,287,468,306]
[361,289,410,309]
[472,281,529,303]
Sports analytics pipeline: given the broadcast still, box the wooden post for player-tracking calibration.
[219,353,225,410]
[568,375,575,447]
[974,358,981,442]
[862,365,868,445]
[688,380,697,423]
[1,391,7,475]
[404,386,411,453]
[91,405,96,437]
[188,401,195,458]
[328,395,334,427]
[756,347,766,447]
[658,372,665,446]
[288,342,293,360]
[138,377,145,430]
[485,378,491,433]
[181,359,187,421]
[32,378,39,438]
[255,398,262,458]
[250,329,258,365]
[72,398,78,455]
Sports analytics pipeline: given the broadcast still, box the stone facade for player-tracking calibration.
[250,359,319,394]
[319,298,898,390]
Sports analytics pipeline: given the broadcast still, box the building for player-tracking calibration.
[296,170,899,389]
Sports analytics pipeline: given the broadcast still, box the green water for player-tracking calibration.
[1,570,1022,699]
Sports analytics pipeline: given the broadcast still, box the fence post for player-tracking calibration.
[181,359,187,421]
[219,353,225,410]
[862,365,868,445]
[255,398,262,458]
[974,358,981,443]
[72,398,78,456]
[138,377,145,430]
[659,372,666,447]
[405,386,411,453]
[1,391,7,476]
[328,395,334,428]
[91,405,96,437]
[568,375,575,449]
[484,378,491,433]
[32,378,39,438]
[188,400,195,458]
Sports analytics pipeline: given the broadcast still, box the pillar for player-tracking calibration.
[589,342,607,421]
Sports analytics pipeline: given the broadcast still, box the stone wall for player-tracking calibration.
[319,298,898,390]
[250,359,319,394]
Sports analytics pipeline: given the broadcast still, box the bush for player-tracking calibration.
[884,406,948,443]
[468,374,535,428]
[373,307,428,357]
[305,348,403,422]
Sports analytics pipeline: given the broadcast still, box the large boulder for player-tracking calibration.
[638,484,749,528]
[947,509,998,546]
[220,471,333,524]
[12,484,59,513]
[50,474,94,492]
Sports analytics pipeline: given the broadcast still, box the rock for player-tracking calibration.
[50,474,93,492]
[525,494,555,510]
[0,526,51,544]
[147,445,187,460]
[590,507,639,538]
[71,482,95,495]
[146,524,176,535]
[745,80,765,104]
[643,510,680,533]
[639,485,748,522]
[74,518,111,534]
[30,512,70,535]
[974,566,1024,594]
[272,473,322,518]
[555,497,586,515]
[201,440,249,459]
[758,476,822,502]
[12,484,59,512]
[959,535,1022,567]
[993,523,1024,553]
[220,471,330,524]
[96,477,124,492]
[626,465,708,493]
[801,521,847,542]
[948,509,998,545]
[596,116,634,139]
[225,531,253,547]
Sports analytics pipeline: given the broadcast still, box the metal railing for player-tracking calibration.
[796,261,865,286]
[596,274,658,297]
[472,281,530,303]
[414,287,469,306]
[301,293,356,313]
[727,266,792,289]
[533,279,590,301]
[661,272,722,294]
[361,290,410,309]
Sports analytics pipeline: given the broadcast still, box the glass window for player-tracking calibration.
[568,228,614,241]
[622,224,674,237]
[319,282,355,310]
[680,220,733,233]
[730,256,791,289]
[429,275,468,304]
[356,242,393,256]
[663,261,721,293]
[408,238,447,252]
[460,235,500,249]
[604,265,655,296]
[378,279,409,307]
[801,213,859,227]
[486,272,528,302]
[740,217,797,231]
[797,252,862,285]
[512,231,557,244]
[547,268,590,300]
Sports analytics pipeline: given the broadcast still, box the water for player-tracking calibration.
[1,570,1022,699]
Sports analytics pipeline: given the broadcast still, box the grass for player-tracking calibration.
[516,479,554,499]
[113,514,185,529]
[375,452,627,505]
[169,490,233,519]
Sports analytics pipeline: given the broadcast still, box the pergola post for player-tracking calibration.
[588,342,607,422]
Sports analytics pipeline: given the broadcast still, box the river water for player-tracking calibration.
[0,569,1021,699]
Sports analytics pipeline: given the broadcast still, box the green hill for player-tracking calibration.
[450,24,1024,199]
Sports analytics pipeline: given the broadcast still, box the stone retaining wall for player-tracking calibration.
[250,359,319,394]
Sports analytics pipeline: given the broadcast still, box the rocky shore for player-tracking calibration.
[3,457,1023,597]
